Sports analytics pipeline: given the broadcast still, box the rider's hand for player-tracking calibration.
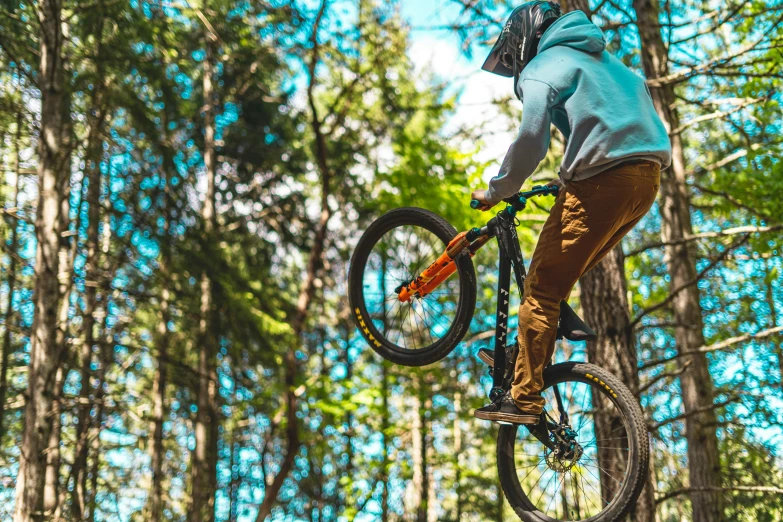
[471,190,495,211]
[546,178,562,190]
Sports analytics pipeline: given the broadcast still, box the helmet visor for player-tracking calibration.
[481,35,515,77]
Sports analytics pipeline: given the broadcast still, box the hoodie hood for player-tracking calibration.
[537,10,605,54]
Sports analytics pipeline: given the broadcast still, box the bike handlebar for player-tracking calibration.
[470,184,558,210]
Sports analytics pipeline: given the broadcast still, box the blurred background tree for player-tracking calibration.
[0,0,781,521]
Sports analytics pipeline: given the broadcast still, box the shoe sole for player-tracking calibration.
[474,410,539,425]
[478,350,494,366]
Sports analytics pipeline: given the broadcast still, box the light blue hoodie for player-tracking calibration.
[485,11,672,205]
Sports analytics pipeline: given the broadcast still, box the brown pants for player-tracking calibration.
[511,161,660,414]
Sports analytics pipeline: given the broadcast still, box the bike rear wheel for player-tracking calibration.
[498,362,649,522]
[348,207,476,366]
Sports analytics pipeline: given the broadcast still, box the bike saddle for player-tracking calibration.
[557,301,598,342]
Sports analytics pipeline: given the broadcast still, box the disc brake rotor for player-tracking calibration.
[545,425,584,472]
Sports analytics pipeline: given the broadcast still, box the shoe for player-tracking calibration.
[477,348,495,366]
[474,393,540,425]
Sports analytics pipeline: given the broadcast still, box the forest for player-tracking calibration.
[0,0,782,520]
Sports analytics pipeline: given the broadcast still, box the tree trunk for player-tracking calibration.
[46,34,77,521]
[581,247,656,521]
[409,375,424,522]
[87,329,109,522]
[87,224,113,522]
[148,282,170,520]
[149,137,174,521]
[409,374,430,522]
[344,327,355,508]
[453,391,463,522]
[14,0,71,518]
[190,7,219,521]
[764,258,782,388]
[71,138,104,520]
[71,7,108,515]
[253,2,332,518]
[380,361,390,522]
[559,0,590,14]
[632,2,723,521]
[555,2,656,519]
[0,112,22,445]
[228,365,240,522]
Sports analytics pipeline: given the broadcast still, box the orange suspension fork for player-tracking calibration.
[398,229,490,302]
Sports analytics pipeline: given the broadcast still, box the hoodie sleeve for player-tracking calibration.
[485,79,558,205]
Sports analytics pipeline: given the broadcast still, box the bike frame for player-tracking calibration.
[492,206,577,450]
[486,205,527,401]
[396,185,567,417]
[479,189,571,444]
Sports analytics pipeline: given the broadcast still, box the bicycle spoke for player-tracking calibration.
[519,456,547,485]
[568,470,581,520]
[535,469,558,509]
[582,454,626,488]
[578,466,604,510]
[361,223,462,352]
[510,375,638,521]
[546,473,566,515]
[580,463,614,506]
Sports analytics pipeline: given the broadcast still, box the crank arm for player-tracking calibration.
[525,412,556,451]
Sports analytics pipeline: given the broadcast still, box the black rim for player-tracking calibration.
[358,223,463,353]
[511,376,633,521]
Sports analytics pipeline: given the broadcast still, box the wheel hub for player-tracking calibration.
[546,425,583,472]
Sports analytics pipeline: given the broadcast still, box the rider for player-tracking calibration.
[471,2,671,424]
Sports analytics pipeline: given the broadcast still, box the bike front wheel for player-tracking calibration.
[348,207,477,366]
[497,362,650,522]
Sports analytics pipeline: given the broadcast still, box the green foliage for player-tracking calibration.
[0,0,782,521]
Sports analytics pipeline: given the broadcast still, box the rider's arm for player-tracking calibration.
[485,80,557,205]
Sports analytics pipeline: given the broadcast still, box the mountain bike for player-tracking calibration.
[348,186,649,522]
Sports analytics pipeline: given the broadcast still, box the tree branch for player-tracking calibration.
[646,13,783,87]
[637,360,691,395]
[670,96,767,136]
[656,485,783,504]
[626,223,782,257]
[640,326,783,370]
[630,234,751,326]
[648,395,739,431]
[690,183,777,223]
[686,143,763,177]
[668,0,749,46]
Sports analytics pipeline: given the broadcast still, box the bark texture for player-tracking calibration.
[148,121,175,521]
[0,113,22,445]
[559,0,591,14]
[253,1,332,518]
[380,362,390,522]
[87,222,113,522]
[71,7,108,515]
[190,19,219,522]
[632,1,724,520]
[556,2,656,520]
[581,247,656,521]
[14,0,71,519]
[408,374,430,522]
[71,137,104,520]
[764,259,783,388]
[148,282,170,520]
[453,391,463,522]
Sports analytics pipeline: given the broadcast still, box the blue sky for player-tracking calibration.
[400,0,522,185]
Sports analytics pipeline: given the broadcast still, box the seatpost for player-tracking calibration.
[490,238,512,401]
